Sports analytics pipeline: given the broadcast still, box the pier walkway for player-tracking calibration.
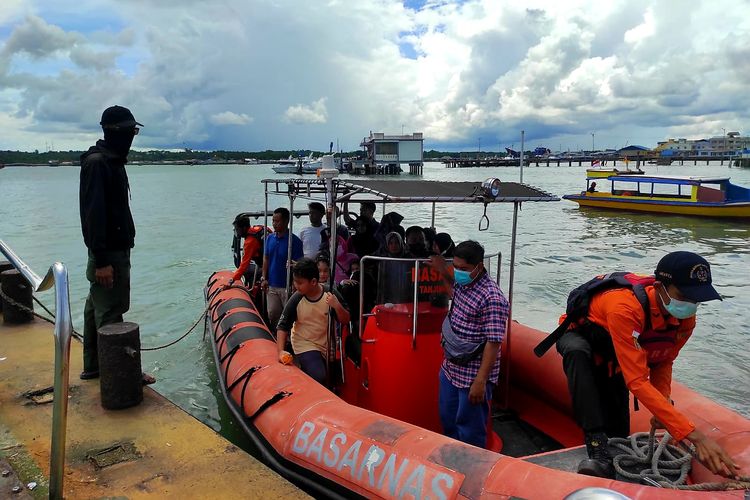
[0,317,309,499]
[443,155,740,168]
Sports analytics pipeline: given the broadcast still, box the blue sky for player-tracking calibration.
[1,0,749,152]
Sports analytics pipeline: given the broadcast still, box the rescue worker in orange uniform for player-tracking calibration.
[556,251,740,480]
[228,217,266,286]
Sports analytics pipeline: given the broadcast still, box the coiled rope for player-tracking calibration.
[610,427,750,490]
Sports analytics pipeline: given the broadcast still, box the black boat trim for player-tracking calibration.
[247,391,291,422]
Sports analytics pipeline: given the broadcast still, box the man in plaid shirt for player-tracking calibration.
[430,240,509,447]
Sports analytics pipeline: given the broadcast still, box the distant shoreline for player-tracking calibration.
[0,160,276,167]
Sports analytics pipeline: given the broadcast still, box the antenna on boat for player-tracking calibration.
[519,130,525,184]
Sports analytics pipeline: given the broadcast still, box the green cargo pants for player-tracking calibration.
[82,250,131,373]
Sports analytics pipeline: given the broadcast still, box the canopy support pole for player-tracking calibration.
[502,201,520,409]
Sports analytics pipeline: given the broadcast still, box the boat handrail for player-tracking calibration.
[357,251,502,348]
[0,239,72,500]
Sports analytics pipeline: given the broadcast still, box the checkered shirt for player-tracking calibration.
[441,270,509,388]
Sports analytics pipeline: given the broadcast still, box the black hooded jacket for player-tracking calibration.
[79,140,135,267]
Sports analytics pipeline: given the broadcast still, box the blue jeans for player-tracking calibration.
[297,350,327,385]
[438,368,493,448]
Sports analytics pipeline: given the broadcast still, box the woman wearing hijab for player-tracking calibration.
[374,212,406,250]
[375,232,412,304]
[432,232,455,257]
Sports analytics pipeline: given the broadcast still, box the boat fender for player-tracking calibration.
[534,272,652,357]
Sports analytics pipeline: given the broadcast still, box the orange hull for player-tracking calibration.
[206,271,750,498]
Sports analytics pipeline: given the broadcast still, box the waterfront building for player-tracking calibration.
[708,132,750,155]
[359,131,424,173]
[616,145,651,158]
[692,139,712,156]
[655,138,692,153]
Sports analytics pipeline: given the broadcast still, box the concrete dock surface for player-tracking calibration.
[0,316,309,499]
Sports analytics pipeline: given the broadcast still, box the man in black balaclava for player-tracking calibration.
[79,105,154,384]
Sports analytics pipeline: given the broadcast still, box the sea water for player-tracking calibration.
[1,161,748,444]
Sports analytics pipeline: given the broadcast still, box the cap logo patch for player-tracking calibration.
[690,264,710,282]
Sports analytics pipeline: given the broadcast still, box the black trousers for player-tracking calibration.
[556,328,630,438]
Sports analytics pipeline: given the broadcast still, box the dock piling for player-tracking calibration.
[0,261,14,312]
[1,269,33,323]
[98,322,144,410]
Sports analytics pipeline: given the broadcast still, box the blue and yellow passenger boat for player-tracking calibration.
[564,174,750,218]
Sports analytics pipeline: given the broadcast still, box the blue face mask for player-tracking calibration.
[454,265,478,286]
[660,288,698,319]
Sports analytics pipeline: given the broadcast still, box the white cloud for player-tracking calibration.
[210,111,253,126]
[283,97,328,124]
[0,0,749,152]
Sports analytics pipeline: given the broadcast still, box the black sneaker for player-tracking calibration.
[577,432,615,479]
[80,370,99,380]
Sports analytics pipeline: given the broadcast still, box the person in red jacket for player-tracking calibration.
[228,217,267,286]
[556,251,740,479]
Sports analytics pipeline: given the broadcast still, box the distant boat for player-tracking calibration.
[586,159,644,178]
[272,153,317,174]
[273,154,347,174]
[565,174,750,218]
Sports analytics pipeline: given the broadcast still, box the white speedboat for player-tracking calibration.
[272,153,316,174]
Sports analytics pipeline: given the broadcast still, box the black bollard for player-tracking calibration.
[98,322,143,410]
[1,269,33,324]
[0,261,15,313]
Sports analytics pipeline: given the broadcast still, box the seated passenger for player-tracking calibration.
[423,227,437,254]
[587,181,597,193]
[335,251,360,285]
[432,232,455,257]
[405,225,430,258]
[276,258,350,385]
[349,217,379,258]
[343,201,380,234]
[375,232,412,304]
[374,211,405,250]
[316,255,331,284]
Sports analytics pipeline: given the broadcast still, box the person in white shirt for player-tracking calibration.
[299,202,326,258]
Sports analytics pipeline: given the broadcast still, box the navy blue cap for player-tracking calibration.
[100,105,143,128]
[655,251,721,302]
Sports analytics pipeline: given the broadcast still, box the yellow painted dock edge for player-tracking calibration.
[0,316,310,499]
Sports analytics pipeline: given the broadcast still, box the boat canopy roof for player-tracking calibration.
[604,175,731,185]
[262,178,559,203]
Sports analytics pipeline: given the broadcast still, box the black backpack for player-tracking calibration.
[533,272,654,357]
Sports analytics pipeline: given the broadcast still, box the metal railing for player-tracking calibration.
[358,251,502,348]
[0,240,72,500]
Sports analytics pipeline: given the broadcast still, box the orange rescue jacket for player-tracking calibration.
[583,285,696,441]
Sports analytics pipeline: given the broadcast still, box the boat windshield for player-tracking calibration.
[357,252,502,344]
